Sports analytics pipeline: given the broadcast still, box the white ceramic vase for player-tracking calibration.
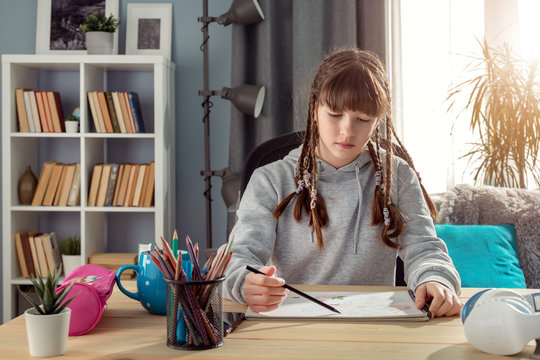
[85,32,114,55]
[25,307,71,357]
[62,255,81,277]
[65,121,78,133]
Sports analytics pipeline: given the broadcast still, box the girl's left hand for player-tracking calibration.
[414,281,462,318]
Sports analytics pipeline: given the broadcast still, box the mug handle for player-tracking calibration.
[116,265,140,301]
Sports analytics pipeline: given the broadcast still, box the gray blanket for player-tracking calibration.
[437,184,540,288]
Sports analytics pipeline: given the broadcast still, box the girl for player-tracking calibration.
[223,48,462,318]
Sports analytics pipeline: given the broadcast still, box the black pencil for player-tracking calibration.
[245,265,341,314]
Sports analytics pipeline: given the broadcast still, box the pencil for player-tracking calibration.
[224,313,245,337]
[245,265,341,314]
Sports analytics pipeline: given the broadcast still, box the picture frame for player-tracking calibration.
[126,3,172,59]
[35,0,119,54]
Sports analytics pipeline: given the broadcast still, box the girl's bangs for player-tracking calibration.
[319,66,388,118]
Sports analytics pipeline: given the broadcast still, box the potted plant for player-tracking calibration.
[447,39,540,188]
[79,12,120,55]
[17,266,76,357]
[65,115,79,133]
[61,235,81,276]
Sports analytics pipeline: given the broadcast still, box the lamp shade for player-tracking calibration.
[221,85,265,118]
[219,0,265,26]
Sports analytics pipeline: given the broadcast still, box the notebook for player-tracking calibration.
[245,291,430,321]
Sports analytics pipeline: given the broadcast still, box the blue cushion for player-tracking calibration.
[435,224,526,288]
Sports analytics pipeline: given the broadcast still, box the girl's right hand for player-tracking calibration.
[242,266,289,313]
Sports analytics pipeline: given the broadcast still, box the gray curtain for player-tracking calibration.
[227,0,386,232]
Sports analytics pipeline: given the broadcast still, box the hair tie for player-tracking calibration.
[295,179,304,194]
[383,207,391,226]
[303,170,311,187]
[375,170,382,186]
[310,188,318,209]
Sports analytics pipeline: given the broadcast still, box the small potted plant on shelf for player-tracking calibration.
[17,266,76,357]
[65,115,79,133]
[61,235,81,276]
[79,12,120,55]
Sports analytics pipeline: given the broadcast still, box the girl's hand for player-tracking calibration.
[415,281,462,318]
[242,266,288,313]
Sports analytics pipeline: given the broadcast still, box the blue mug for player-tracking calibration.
[116,251,167,315]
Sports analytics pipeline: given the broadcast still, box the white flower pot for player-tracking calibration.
[62,255,81,277]
[65,121,78,133]
[25,307,71,357]
[85,32,114,55]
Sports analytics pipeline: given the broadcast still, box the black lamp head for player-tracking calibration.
[220,85,265,118]
[219,0,265,26]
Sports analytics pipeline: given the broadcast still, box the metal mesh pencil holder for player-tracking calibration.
[165,277,224,350]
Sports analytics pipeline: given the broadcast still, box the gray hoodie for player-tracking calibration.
[223,146,461,304]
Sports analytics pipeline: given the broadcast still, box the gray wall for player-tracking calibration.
[0,0,232,322]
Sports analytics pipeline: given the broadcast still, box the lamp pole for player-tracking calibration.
[200,0,213,250]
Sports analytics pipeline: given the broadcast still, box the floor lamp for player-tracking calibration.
[198,0,265,250]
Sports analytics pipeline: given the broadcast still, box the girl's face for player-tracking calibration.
[315,102,378,168]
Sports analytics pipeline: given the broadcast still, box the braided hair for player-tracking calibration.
[273,48,436,250]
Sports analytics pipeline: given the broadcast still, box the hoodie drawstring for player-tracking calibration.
[353,163,362,254]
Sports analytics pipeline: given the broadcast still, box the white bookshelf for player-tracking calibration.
[2,55,176,322]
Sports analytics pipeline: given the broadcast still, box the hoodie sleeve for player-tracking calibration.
[394,162,462,295]
[222,167,280,304]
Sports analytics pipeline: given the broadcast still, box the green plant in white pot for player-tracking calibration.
[65,114,79,133]
[61,235,81,276]
[17,266,76,357]
[79,12,120,55]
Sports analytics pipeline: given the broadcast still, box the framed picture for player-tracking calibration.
[126,3,172,59]
[36,0,119,54]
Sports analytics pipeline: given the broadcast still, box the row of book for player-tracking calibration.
[31,162,81,207]
[14,231,62,278]
[88,162,155,207]
[88,91,146,134]
[15,88,66,133]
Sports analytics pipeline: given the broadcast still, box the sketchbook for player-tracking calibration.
[245,291,430,321]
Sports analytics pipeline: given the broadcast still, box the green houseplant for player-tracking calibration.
[447,39,540,188]
[17,266,76,357]
[61,235,81,276]
[79,12,120,55]
[65,114,79,133]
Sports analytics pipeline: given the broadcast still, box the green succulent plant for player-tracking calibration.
[17,265,76,315]
[79,12,120,33]
[61,235,81,256]
[66,115,79,122]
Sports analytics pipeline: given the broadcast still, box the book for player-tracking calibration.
[111,92,127,133]
[20,232,36,277]
[22,91,35,132]
[96,163,112,207]
[138,164,151,207]
[42,162,64,206]
[115,164,131,206]
[88,164,103,207]
[125,164,140,207]
[67,164,81,206]
[105,92,121,133]
[112,164,125,206]
[53,92,66,132]
[143,161,155,207]
[104,163,119,206]
[132,164,146,207]
[127,92,145,133]
[120,92,135,133]
[91,91,106,133]
[88,252,137,279]
[53,164,68,206]
[41,91,55,134]
[245,291,430,321]
[34,91,49,132]
[28,90,42,132]
[42,233,62,273]
[57,163,76,207]
[14,232,29,278]
[97,91,114,133]
[46,91,62,132]
[15,88,30,132]
[28,234,45,277]
[34,234,50,277]
[87,91,102,133]
[31,161,57,206]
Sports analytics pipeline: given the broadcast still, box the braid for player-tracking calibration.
[274,96,328,250]
[367,141,384,225]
